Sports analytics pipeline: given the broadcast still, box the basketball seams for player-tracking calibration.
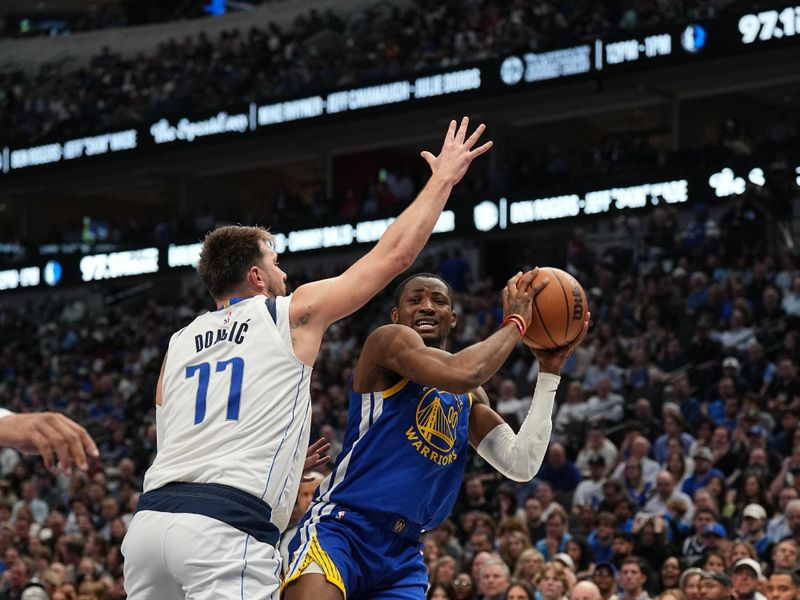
[532,295,559,348]
[552,270,572,342]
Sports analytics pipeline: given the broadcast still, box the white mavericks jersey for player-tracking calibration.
[143,295,312,532]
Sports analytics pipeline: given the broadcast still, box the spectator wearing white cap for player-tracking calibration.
[731,558,766,600]
[738,503,772,561]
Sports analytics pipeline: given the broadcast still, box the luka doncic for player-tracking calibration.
[285,271,588,600]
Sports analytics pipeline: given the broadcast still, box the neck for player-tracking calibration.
[217,292,259,309]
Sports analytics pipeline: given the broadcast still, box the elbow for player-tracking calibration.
[506,471,532,483]
[445,380,476,395]
[392,251,415,273]
[506,463,540,483]
[452,371,484,394]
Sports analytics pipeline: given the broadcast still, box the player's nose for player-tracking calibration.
[417,298,435,312]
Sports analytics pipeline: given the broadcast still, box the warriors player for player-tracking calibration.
[121,118,492,599]
[284,272,589,599]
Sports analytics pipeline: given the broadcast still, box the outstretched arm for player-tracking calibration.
[468,316,590,482]
[289,118,492,365]
[0,410,99,473]
[355,271,542,394]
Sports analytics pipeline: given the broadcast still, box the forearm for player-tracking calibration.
[372,174,453,266]
[476,372,560,481]
[447,323,522,390]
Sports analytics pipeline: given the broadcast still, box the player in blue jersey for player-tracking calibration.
[284,270,589,600]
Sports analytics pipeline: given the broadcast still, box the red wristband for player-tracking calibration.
[502,314,526,337]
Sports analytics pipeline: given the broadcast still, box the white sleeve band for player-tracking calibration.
[0,409,13,420]
[476,372,560,482]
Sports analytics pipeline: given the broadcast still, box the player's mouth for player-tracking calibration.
[414,318,438,332]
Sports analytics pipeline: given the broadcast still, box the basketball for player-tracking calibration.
[523,267,588,350]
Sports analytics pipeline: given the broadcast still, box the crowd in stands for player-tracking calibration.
[0,180,799,598]
[1,1,257,38]
[1,113,794,266]
[0,0,746,145]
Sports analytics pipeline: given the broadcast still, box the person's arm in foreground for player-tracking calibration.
[0,410,98,473]
[468,316,591,481]
[289,117,492,364]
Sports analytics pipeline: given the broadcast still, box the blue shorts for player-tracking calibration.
[284,505,427,600]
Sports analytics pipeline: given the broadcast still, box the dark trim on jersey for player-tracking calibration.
[216,297,248,310]
[137,482,280,546]
[265,297,277,323]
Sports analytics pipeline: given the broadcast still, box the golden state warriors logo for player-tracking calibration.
[405,388,463,466]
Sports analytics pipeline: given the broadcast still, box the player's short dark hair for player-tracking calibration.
[197,225,274,299]
[769,569,800,586]
[392,273,455,308]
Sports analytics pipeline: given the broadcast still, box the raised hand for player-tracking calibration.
[420,116,493,186]
[502,268,549,330]
[0,412,99,473]
[529,313,591,375]
[302,436,331,481]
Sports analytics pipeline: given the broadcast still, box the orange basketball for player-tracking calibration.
[523,267,588,350]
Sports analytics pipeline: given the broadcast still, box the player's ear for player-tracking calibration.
[450,311,457,329]
[391,307,399,323]
[247,265,264,290]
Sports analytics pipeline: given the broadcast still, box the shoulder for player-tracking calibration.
[361,324,421,353]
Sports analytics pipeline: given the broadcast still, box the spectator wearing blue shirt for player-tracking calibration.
[535,506,572,561]
[537,443,582,494]
[583,350,625,392]
[672,373,703,424]
[682,447,725,498]
[587,512,616,564]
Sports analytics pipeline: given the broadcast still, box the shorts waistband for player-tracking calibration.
[357,508,425,543]
[138,482,280,546]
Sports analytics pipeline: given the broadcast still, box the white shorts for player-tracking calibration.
[122,510,281,600]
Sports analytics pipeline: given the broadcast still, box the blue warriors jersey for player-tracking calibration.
[315,378,472,530]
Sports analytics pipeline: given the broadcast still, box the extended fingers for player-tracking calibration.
[307,437,329,455]
[470,140,493,157]
[445,119,457,143]
[29,430,55,471]
[39,421,72,472]
[310,456,331,470]
[464,122,486,149]
[563,313,591,353]
[518,268,538,293]
[531,276,550,296]
[574,313,591,345]
[506,272,522,294]
[455,116,469,143]
[49,417,88,472]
